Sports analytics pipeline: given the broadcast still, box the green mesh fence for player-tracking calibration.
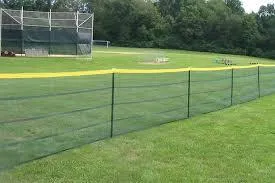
[233,67,259,104]
[1,9,93,56]
[260,67,275,96]
[190,70,232,116]
[0,75,112,170]
[1,27,92,56]
[114,72,188,135]
[2,27,92,55]
[0,67,275,170]
[1,28,22,54]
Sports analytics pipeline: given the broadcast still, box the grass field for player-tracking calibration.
[0,47,274,181]
[0,46,274,73]
[1,94,274,182]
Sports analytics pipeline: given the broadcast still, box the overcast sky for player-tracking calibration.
[241,0,275,13]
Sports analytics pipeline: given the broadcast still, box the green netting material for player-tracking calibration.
[1,28,92,56]
[1,8,93,56]
[0,67,275,170]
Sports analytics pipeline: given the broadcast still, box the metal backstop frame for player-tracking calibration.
[0,7,94,57]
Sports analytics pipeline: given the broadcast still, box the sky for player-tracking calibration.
[241,0,275,13]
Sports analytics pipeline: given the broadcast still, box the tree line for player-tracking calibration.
[1,0,275,59]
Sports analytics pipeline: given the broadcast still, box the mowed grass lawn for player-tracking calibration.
[0,94,274,183]
[0,46,274,73]
[0,47,274,182]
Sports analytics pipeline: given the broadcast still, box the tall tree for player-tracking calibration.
[157,0,182,18]
[241,14,259,55]
[0,0,274,59]
[257,4,275,57]
[224,0,245,14]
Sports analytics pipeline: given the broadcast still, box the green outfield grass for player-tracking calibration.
[1,94,274,183]
[0,47,274,181]
[0,46,274,73]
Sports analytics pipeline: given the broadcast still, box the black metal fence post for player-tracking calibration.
[110,72,115,138]
[187,70,191,118]
[231,68,234,106]
[258,66,261,98]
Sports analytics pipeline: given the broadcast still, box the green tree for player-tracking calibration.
[86,0,164,47]
[224,0,245,14]
[240,14,259,55]
[157,0,182,18]
[174,0,207,44]
[257,4,275,58]
[0,0,274,59]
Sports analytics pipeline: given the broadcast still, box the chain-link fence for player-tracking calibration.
[0,65,275,170]
[0,8,93,57]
